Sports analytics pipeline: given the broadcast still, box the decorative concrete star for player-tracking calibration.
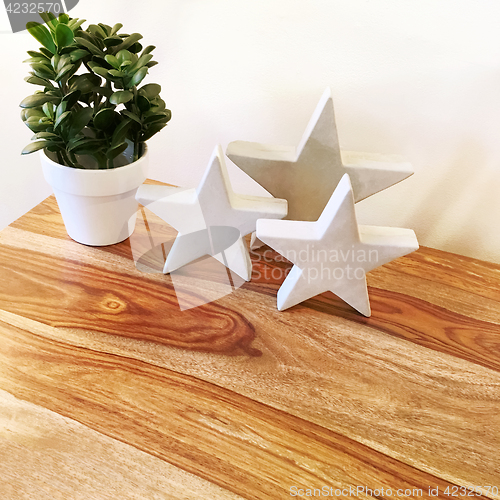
[136,145,288,281]
[227,87,413,223]
[256,174,419,316]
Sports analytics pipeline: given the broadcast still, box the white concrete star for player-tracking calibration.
[256,174,419,315]
[136,145,288,281]
[227,87,413,223]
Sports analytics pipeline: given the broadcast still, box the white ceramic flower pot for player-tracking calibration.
[40,146,148,246]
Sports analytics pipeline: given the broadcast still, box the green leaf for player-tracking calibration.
[145,61,158,68]
[89,65,109,78]
[106,142,128,160]
[89,55,108,67]
[70,73,102,93]
[23,56,49,64]
[141,45,156,55]
[144,113,171,125]
[26,22,56,54]
[115,33,143,52]
[103,36,123,47]
[20,93,60,108]
[45,143,63,153]
[109,90,133,105]
[88,24,107,39]
[54,110,71,129]
[62,89,82,109]
[57,54,71,71]
[74,37,102,56]
[39,47,54,59]
[68,18,86,32]
[121,110,141,124]
[129,42,142,54]
[149,97,166,113]
[58,13,70,24]
[139,83,161,99]
[68,107,94,137]
[27,50,50,60]
[21,141,48,155]
[105,54,120,69]
[130,67,148,87]
[141,122,167,141]
[111,23,123,36]
[79,30,102,48]
[116,49,132,64]
[57,45,74,54]
[25,75,53,87]
[24,118,49,132]
[108,69,124,78]
[99,23,112,35]
[32,132,59,140]
[55,64,74,81]
[55,100,68,120]
[39,12,58,33]
[72,144,106,156]
[55,23,73,48]
[137,95,150,112]
[110,119,132,149]
[95,86,113,98]
[67,137,104,152]
[50,54,60,69]
[23,108,46,120]
[69,49,89,62]
[94,108,117,130]
[42,101,54,119]
[129,53,153,73]
[31,63,55,80]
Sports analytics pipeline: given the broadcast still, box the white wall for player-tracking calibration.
[2,0,500,264]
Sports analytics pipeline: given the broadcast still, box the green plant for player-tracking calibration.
[20,12,171,169]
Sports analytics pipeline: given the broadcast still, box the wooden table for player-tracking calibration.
[1,185,499,500]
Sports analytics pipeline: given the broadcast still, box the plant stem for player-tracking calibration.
[133,136,139,163]
[105,80,112,105]
[132,86,140,162]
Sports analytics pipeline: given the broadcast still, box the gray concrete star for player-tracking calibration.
[227,87,413,223]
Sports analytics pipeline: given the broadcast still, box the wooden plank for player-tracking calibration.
[0,389,243,500]
[388,246,500,303]
[368,249,500,325]
[11,194,500,322]
[0,229,258,356]
[0,324,460,500]
[247,245,500,372]
[0,242,498,493]
[3,221,500,371]
[1,194,500,496]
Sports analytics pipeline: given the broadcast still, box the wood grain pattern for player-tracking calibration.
[0,321,461,499]
[0,234,258,356]
[247,245,500,372]
[0,389,243,500]
[1,188,499,499]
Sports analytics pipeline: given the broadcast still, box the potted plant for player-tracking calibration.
[20,12,171,246]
